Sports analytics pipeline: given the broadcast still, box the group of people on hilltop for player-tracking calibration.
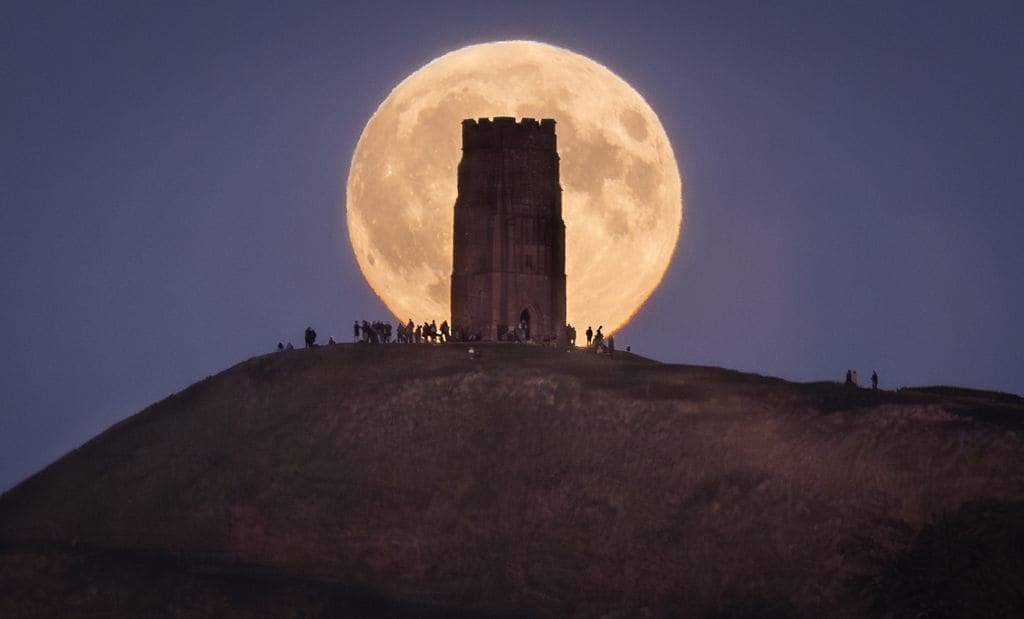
[271,318,477,350]
[276,320,622,355]
[355,320,392,344]
[402,319,449,344]
[351,319,451,344]
[846,368,879,390]
[275,325,320,351]
[566,324,615,357]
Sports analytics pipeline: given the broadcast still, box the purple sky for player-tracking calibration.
[3,1,1022,491]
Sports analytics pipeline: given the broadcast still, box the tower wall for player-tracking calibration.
[451,117,566,342]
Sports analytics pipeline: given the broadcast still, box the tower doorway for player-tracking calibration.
[519,309,531,342]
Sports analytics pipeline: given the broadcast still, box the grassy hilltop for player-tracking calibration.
[1,344,1022,617]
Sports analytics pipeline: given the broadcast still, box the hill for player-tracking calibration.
[1,344,1023,617]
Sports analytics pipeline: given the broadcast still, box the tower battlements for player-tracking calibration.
[461,117,557,150]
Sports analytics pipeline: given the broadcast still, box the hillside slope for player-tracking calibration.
[2,344,1023,617]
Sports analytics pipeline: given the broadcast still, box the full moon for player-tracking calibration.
[347,41,683,334]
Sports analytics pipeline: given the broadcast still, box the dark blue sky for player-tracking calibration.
[2,1,1022,491]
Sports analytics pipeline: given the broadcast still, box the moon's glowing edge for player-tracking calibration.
[345,40,684,335]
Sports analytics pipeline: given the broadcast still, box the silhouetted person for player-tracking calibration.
[286,342,294,350]
[586,326,593,347]
[304,326,317,348]
[851,370,859,386]
[871,370,878,390]
[328,336,336,345]
[845,369,852,384]
[277,342,284,352]
[353,321,360,342]
[440,320,450,343]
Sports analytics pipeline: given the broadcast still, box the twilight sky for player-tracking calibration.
[2,1,1022,491]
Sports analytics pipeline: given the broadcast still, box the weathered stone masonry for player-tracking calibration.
[450,117,566,342]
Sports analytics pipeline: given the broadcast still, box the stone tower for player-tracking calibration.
[450,117,566,343]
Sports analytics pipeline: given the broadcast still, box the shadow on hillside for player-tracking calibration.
[872,500,1024,617]
[0,541,515,618]
[786,382,1024,431]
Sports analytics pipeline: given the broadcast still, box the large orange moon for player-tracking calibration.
[347,41,683,334]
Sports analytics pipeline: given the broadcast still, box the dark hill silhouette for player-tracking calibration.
[2,344,1022,617]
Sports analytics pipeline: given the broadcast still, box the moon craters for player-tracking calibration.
[620,108,649,142]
